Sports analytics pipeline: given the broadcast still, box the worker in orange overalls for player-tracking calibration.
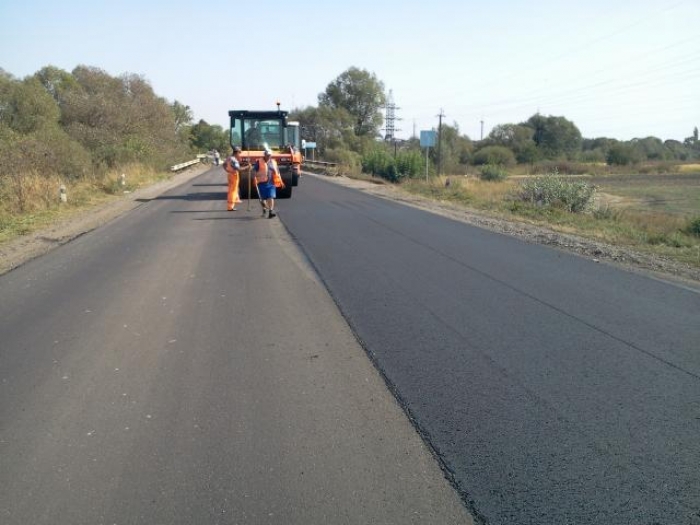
[223,146,250,211]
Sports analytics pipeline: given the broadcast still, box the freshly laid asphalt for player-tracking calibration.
[279,174,700,525]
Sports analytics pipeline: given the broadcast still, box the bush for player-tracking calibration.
[518,171,596,213]
[361,148,424,182]
[479,164,508,181]
[323,148,362,175]
[395,150,423,179]
[472,145,516,167]
[684,216,700,238]
[531,160,590,175]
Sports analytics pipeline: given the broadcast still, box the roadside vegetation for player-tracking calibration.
[2,64,699,271]
[0,65,228,240]
[285,67,700,270]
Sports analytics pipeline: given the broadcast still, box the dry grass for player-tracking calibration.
[0,165,171,242]
[679,163,700,173]
[398,173,700,269]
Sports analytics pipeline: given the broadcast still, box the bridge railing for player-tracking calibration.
[170,158,202,172]
[304,159,339,175]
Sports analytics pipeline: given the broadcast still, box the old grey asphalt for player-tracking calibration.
[0,167,473,525]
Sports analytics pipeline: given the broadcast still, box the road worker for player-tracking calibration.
[223,146,250,211]
[253,149,284,218]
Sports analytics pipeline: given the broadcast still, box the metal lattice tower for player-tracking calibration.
[383,89,401,141]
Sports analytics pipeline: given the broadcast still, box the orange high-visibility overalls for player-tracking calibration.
[224,157,242,210]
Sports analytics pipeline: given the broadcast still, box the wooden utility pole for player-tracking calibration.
[437,109,445,176]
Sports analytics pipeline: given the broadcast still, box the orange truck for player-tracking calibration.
[228,107,303,199]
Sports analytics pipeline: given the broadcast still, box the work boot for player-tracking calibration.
[268,211,276,219]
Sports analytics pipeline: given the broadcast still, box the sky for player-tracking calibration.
[1,0,698,143]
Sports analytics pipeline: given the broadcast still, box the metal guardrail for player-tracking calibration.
[304,159,337,168]
[170,158,202,172]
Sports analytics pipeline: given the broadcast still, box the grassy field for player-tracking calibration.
[591,173,700,216]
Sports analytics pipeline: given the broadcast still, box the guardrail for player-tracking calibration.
[304,159,339,175]
[304,159,337,168]
[170,158,202,172]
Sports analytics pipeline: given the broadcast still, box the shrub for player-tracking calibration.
[395,150,423,179]
[684,216,700,238]
[323,148,362,175]
[472,146,516,167]
[518,171,596,213]
[479,164,508,181]
[361,148,424,182]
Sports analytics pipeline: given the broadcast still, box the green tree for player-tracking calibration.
[291,104,356,155]
[525,114,582,160]
[189,119,228,152]
[58,66,188,168]
[0,76,60,134]
[171,100,193,133]
[318,67,386,138]
[631,136,667,161]
[33,66,79,108]
[606,141,639,165]
[487,123,536,163]
[430,122,473,173]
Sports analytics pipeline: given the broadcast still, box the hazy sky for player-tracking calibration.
[1,0,698,142]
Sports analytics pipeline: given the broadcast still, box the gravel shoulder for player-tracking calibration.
[2,167,699,289]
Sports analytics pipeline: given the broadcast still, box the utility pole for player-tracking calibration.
[437,109,445,176]
[480,119,484,141]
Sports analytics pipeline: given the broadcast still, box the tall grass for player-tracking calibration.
[0,164,173,242]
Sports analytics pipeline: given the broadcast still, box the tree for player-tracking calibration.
[487,123,536,163]
[33,66,79,108]
[525,114,582,160]
[189,119,228,152]
[291,104,356,154]
[0,76,60,134]
[171,100,193,133]
[429,122,473,173]
[606,141,638,165]
[631,136,667,161]
[318,67,386,138]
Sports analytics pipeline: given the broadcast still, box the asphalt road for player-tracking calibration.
[0,167,472,525]
[279,174,700,525]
